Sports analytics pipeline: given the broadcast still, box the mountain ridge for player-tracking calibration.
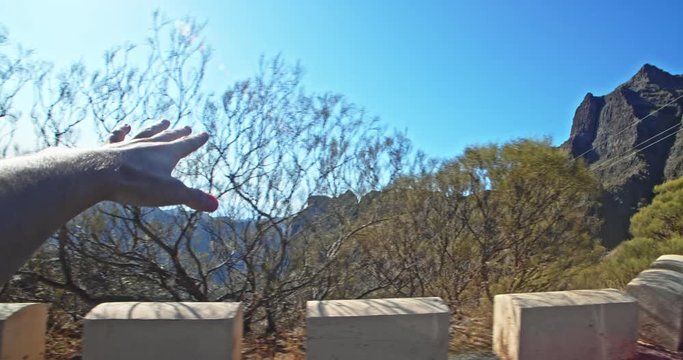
[564,64,683,247]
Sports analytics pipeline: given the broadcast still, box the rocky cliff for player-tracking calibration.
[563,64,683,247]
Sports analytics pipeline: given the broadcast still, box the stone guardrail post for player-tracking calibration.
[493,289,638,360]
[0,303,48,360]
[649,254,683,274]
[82,302,243,360]
[306,297,450,360]
[626,254,683,352]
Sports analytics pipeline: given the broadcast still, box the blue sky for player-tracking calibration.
[2,0,683,157]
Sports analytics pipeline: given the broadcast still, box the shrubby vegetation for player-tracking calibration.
[347,139,605,351]
[573,177,683,289]
[0,12,650,358]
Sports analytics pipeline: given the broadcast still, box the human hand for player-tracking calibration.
[102,120,218,212]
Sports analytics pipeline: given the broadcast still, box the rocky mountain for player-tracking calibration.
[563,64,683,248]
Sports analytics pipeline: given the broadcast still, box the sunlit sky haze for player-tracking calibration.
[3,0,683,157]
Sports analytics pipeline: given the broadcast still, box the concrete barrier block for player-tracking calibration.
[650,254,683,274]
[493,289,638,360]
[306,297,449,360]
[0,303,48,360]
[83,302,242,360]
[626,269,683,351]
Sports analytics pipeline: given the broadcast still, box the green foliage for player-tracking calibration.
[448,139,604,294]
[573,176,683,289]
[572,236,683,289]
[631,176,683,240]
[340,139,603,351]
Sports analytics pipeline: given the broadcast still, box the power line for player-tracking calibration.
[590,120,683,174]
[631,121,682,151]
[573,93,683,160]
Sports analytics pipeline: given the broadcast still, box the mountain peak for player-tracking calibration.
[564,64,683,248]
[627,63,682,89]
[637,63,665,75]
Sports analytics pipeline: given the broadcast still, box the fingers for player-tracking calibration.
[165,178,219,212]
[169,132,210,158]
[150,126,192,142]
[183,187,220,212]
[134,119,171,139]
[108,124,131,144]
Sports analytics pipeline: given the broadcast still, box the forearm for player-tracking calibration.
[0,122,215,287]
[0,148,112,286]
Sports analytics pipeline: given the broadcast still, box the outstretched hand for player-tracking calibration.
[103,120,219,212]
[0,120,220,286]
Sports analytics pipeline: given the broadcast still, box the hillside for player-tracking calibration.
[563,64,683,248]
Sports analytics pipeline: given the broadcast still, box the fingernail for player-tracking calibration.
[204,193,219,212]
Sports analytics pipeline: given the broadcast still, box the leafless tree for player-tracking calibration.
[0,25,38,155]
[5,14,409,340]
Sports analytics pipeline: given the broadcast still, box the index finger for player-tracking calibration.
[134,119,171,139]
[169,132,210,158]
[107,124,131,144]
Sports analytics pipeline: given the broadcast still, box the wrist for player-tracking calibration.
[37,147,119,207]
[76,148,121,206]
